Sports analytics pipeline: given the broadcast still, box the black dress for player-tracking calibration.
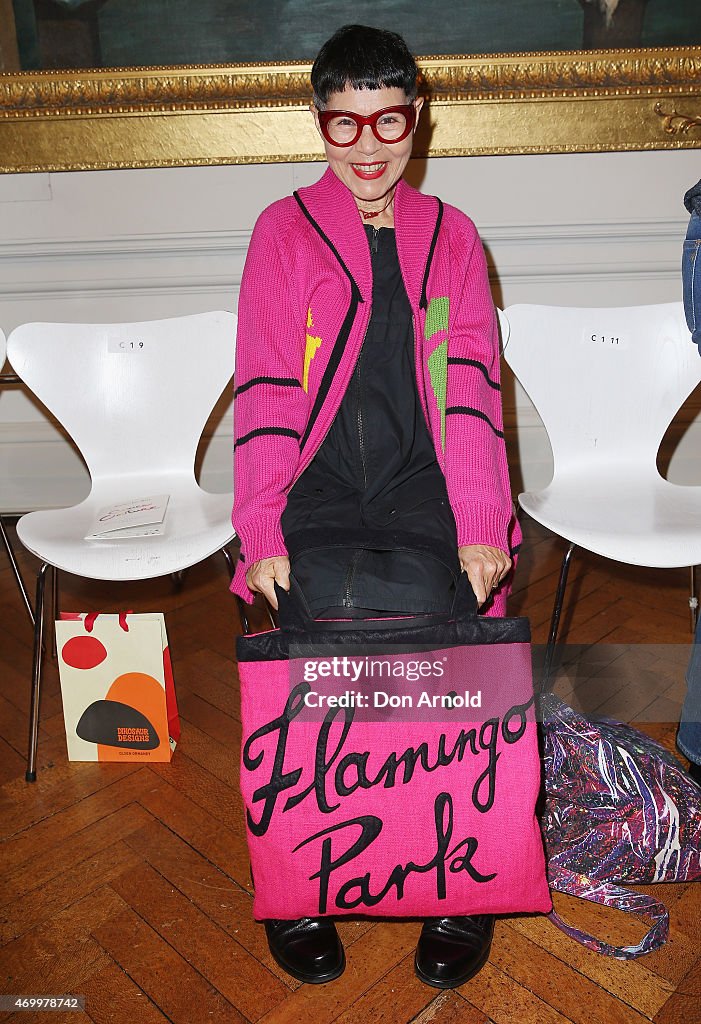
[281,224,460,617]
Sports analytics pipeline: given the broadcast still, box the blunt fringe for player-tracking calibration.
[311,25,419,107]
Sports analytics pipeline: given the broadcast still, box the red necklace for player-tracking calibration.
[358,193,395,220]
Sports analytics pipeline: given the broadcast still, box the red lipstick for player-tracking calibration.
[351,163,387,180]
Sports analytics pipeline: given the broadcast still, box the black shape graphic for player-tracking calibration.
[76,700,159,749]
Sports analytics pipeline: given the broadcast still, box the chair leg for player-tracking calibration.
[50,565,59,658]
[235,594,251,636]
[224,548,254,634]
[265,600,279,630]
[690,565,698,634]
[540,543,576,694]
[221,546,236,582]
[26,562,49,782]
[0,515,35,627]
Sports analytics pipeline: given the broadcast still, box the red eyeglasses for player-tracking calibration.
[317,104,416,147]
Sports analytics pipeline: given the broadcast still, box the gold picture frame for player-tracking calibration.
[1,46,700,173]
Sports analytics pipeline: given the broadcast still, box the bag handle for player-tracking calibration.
[84,611,131,633]
[547,865,669,959]
[275,570,477,634]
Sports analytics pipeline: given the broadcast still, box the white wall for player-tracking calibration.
[0,149,697,512]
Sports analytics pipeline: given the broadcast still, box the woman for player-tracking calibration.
[232,24,520,988]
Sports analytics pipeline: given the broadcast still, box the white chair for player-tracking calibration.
[0,328,35,626]
[7,312,237,780]
[502,302,701,686]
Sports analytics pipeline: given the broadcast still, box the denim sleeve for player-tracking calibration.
[682,210,701,353]
[684,179,701,215]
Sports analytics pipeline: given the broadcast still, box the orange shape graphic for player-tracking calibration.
[98,671,168,761]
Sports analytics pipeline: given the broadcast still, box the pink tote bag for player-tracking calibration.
[237,577,551,920]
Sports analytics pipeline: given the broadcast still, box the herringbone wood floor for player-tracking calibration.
[1,515,700,1024]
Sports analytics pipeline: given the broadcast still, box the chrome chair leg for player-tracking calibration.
[221,546,236,581]
[226,548,255,635]
[0,515,35,627]
[540,542,576,694]
[50,565,59,658]
[234,595,277,635]
[26,562,49,782]
[690,565,698,634]
[265,600,279,630]
[235,594,250,635]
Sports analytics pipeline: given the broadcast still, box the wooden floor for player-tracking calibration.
[1,515,700,1024]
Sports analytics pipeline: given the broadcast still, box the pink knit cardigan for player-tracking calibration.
[232,168,520,614]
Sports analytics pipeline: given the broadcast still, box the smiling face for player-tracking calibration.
[312,86,423,220]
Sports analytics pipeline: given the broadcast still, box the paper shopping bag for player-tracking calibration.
[56,611,180,762]
[237,575,552,921]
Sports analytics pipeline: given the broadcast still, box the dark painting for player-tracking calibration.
[10,0,701,73]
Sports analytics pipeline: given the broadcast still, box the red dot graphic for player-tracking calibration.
[61,635,108,670]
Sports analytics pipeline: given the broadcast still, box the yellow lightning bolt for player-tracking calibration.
[303,307,322,393]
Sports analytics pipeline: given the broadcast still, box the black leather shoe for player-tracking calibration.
[264,917,345,984]
[415,915,495,989]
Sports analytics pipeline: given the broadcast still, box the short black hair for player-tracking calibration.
[311,25,419,108]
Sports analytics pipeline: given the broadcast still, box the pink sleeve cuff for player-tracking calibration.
[452,499,514,555]
[229,517,289,603]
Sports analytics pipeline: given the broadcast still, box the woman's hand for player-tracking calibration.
[246,556,291,610]
[458,544,512,608]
